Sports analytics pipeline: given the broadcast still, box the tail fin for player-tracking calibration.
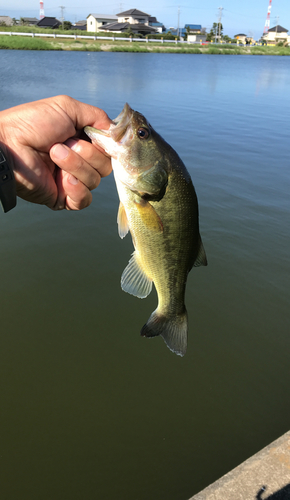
[140,309,188,357]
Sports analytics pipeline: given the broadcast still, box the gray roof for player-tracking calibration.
[100,22,128,31]
[22,17,39,22]
[0,15,13,25]
[268,25,288,33]
[87,13,118,20]
[100,21,157,34]
[37,16,61,27]
[116,9,150,17]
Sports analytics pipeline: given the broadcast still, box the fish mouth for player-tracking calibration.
[111,103,134,142]
[85,103,133,143]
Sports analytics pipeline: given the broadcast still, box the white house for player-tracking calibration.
[234,33,247,43]
[98,9,158,35]
[86,13,118,33]
[116,8,150,25]
[262,25,288,45]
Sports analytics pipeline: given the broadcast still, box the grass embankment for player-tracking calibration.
[0,35,60,50]
[1,31,290,55]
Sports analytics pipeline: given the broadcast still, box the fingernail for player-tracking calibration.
[65,138,78,151]
[68,174,79,185]
[53,144,69,160]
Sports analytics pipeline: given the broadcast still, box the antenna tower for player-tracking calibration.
[263,0,272,34]
[39,0,44,19]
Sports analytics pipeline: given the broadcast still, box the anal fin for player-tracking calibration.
[121,251,152,299]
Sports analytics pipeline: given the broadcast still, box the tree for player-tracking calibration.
[206,22,223,42]
[126,26,134,37]
[223,34,232,43]
[63,21,72,30]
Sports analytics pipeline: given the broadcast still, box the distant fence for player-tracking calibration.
[0,31,213,45]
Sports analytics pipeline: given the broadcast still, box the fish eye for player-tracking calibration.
[137,127,150,140]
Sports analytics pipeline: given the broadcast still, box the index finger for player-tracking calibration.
[51,95,113,131]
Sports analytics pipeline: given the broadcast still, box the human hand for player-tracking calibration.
[0,95,112,210]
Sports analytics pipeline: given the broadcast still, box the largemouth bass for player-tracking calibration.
[85,104,207,356]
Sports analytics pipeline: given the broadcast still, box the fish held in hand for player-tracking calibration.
[85,103,207,356]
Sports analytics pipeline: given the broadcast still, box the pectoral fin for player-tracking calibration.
[117,202,129,239]
[134,199,163,233]
[121,251,152,299]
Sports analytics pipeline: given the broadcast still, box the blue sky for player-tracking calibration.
[2,0,290,39]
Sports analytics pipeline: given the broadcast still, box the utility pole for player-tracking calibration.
[59,5,65,30]
[218,6,223,43]
[274,15,279,43]
[177,6,180,39]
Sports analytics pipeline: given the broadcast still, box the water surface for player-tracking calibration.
[0,50,289,500]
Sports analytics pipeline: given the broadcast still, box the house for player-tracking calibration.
[0,16,13,26]
[149,16,164,34]
[22,17,39,25]
[262,25,288,45]
[37,17,61,29]
[73,20,87,31]
[234,33,255,44]
[234,33,247,43]
[181,24,206,41]
[117,9,150,24]
[86,14,118,32]
[99,9,158,36]
[185,24,202,34]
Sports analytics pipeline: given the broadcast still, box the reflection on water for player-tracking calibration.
[0,50,289,500]
[255,56,290,94]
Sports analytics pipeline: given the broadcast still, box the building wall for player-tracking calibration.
[235,35,247,42]
[87,15,117,32]
[265,30,288,42]
[118,14,149,26]
[188,34,207,43]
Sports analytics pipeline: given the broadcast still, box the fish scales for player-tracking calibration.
[85,103,207,356]
[121,168,199,313]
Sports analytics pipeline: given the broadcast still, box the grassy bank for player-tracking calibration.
[1,33,290,55]
[0,35,60,50]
